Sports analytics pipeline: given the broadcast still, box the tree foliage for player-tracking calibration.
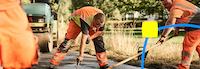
[70,0,164,17]
[189,0,200,7]
[22,0,200,19]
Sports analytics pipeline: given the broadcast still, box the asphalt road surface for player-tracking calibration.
[32,51,142,69]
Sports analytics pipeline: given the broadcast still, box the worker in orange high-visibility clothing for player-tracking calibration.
[0,0,38,68]
[49,6,109,69]
[157,0,200,69]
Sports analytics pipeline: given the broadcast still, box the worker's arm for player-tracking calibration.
[78,31,103,61]
[157,9,183,44]
[78,34,88,58]
[161,17,177,37]
[77,19,90,61]
[157,17,177,44]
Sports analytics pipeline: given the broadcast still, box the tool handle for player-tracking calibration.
[108,44,160,69]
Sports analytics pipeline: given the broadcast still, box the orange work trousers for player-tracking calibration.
[178,30,200,69]
[0,1,38,68]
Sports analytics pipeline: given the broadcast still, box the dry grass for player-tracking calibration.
[85,31,200,69]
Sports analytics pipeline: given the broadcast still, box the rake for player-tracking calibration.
[107,35,177,69]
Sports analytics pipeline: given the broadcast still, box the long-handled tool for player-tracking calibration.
[107,43,161,69]
[74,37,89,69]
[107,35,177,69]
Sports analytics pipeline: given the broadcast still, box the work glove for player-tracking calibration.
[156,35,167,45]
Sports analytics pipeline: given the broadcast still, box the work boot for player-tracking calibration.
[58,38,70,53]
[100,64,109,69]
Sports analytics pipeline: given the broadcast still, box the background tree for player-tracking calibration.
[82,0,165,19]
[189,0,200,7]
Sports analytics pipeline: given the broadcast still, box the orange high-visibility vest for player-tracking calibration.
[171,0,200,24]
[69,6,104,27]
